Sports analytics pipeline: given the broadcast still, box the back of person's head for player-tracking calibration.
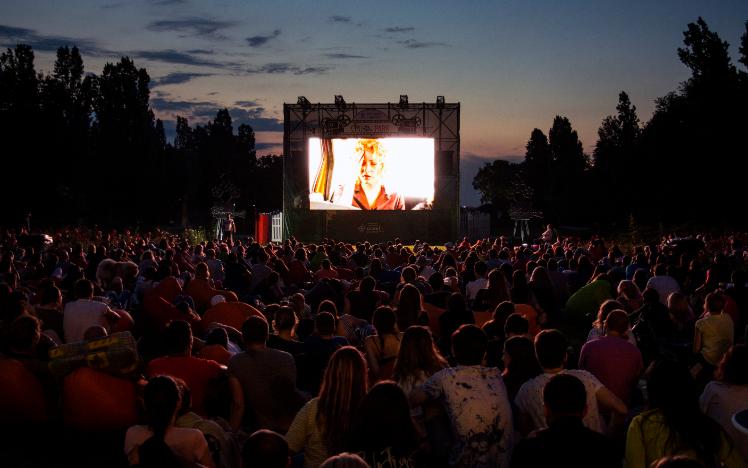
[205,326,229,348]
[74,278,94,300]
[451,324,487,365]
[315,311,336,336]
[544,373,587,420]
[144,375,180,440]
[718,344,748,385]
[642,287,660,304]
[393,326,446,381]
[138,436,181,468]
[194,262,209,279]
[359,276,376,293]
[428,271,444,291]
[320,453,369,468]
[704,291,725,314]
[654,263,667,276]
[504,313,529,336]
[8,314,40,351]
[242,315,269,345]
[348,381,418,457]
[534,329,567,370]
[83,325,108,341]
[447,292,466,315]
[274,306,297,333]
[38,283,61,305]
[318,347,369,452]
[401,266,416,283]
[164,320,192,355]
[317,299,338,317]
[601,307,627,333]
[474,261,488,277]
[372,305,397,336]
[503,335,542,379]
[243,429,290,468]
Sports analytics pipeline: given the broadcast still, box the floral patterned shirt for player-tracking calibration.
[422,365,513,467]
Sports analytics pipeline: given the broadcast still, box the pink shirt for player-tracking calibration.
[579,335,642,405]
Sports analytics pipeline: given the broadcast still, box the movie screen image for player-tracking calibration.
[308,137,435,210]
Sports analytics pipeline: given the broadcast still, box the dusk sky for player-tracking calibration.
[3,0,748,204]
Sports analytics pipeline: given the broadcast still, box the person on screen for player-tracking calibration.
[348,139,405,210]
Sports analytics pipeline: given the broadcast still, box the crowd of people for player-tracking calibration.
[1,226,747,467]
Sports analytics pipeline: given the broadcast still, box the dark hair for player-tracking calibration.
[474,261,488,277]
[318,299,338,317]
[315,311,336,336]
[704,291,725,314]
[8,314,40,351]
[604,309,629,335]
[243,429,290,468]
[242,315,269,344]
[205,327,228,348]
[274,306,297,332]
[144,375,180,440]
[347,381,419,457]
[504,313,529,336]
[74,278,94,299]
[646,359,723,467]
[654,456,708,468]
[372,306,398,353]
[452,324,487,365]
[503,336,542,383]
[359,276,376,293]
[543,373,586,416]
[164,320,192,355]
[534,329,567,369]
[395,284,422,330]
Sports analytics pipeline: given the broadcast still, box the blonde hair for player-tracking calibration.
[355,139,385,161]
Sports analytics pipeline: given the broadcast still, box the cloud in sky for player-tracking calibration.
[0,24,111,56]
[151,72,211,87]
[146,17,237,39]
[329,15,352,24]
[323,53,368,59]
[134,49,235,68]
[247,62,332,75]
[151,96,283,132]
[397,38,449,49]
[385,26,415,33]
[246,29,281,47]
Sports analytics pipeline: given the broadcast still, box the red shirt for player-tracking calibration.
[579,336,643,405]
[146,356,225,416]
[352,183,405,210]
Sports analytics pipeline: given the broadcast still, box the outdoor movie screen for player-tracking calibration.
[308,137,435,211]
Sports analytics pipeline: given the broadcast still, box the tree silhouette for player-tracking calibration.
[523,128,553,216]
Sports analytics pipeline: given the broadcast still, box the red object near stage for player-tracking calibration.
[255,213,271,244]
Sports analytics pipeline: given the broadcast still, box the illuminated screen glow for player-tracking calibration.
[308,137,435,211]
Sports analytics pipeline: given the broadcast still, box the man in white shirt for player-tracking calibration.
[466,261,489,303]
[63,279,121,343]
[646,264,681,305]
[514,329,627,436]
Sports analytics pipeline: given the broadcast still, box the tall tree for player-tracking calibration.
[548,116,588,222]
[472,160,523,220]
[523,128,552,216]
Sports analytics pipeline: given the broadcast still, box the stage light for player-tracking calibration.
[297,96,311,109]
[334,95,346,110]
[436,96,445,108]
[399,95,409,108]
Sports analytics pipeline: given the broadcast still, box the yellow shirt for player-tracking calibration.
[695,313,734,366]
[624,409,746,468]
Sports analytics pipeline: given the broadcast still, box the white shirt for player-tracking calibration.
[515,369,604,433]
[645,275,681,305]
[63,298,111,343]
[124,425,210,466]
[466,277,488,301]
[700,381,748,460]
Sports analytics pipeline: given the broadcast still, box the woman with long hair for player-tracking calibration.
[286,346,369,468]
[624,359,743,468]
[501,336,542,402]
[346,382,420,467]
[395,284,426,330]
[472,268,511,313]
[393,326,448,397]
[437,292,475,357]
[124,375,215,467]
[365,306,402,381]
